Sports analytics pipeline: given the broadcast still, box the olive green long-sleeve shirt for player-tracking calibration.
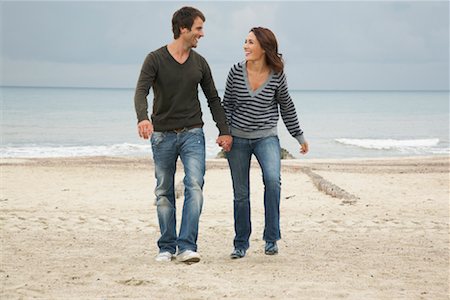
[134,46,230,136]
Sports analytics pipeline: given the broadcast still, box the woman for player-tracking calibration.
[222,27,308,259]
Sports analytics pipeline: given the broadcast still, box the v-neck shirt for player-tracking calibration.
[134,46,230,135]
[222,61,305,144]
[243,65,274,97]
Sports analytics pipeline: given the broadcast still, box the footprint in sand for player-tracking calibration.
[117,278,154,286]
[98,217,109,223]
[77,216,87,224]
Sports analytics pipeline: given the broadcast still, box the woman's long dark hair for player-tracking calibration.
[250,27,284,74]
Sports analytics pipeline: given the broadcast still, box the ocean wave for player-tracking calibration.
[0,143,152,158]
[1,141,223,158]
[335,138,448,154]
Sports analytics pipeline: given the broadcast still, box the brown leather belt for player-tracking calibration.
[172,124,202,133]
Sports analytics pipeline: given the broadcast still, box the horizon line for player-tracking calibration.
[1,85,449,93]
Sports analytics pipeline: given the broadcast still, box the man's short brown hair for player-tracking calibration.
[172,7,205,39]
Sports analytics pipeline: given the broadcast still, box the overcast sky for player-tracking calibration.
[1,1,448,90]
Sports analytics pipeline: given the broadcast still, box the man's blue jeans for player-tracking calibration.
[226,135,281,251]
[151,128,205,254]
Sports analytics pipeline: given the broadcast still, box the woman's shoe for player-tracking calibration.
[230,249,246,259]
[265,242,278,255]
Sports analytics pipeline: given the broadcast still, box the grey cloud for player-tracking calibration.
[1,1,448,90]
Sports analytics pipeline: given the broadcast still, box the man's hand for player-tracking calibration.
[300,142,309,155]
[216,135,233,152]
[138,120,153,139]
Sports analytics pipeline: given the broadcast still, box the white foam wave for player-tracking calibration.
[1,141,223,158]
[429,148,450,155]
[1,143,152,158]
[335,138,446,154]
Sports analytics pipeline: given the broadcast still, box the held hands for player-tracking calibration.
[216,135,233,152]
[138,120,153,139]
[138,121,233,152]
[300,141,309,155]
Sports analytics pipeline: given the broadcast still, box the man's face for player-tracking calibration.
[181,17,204,48]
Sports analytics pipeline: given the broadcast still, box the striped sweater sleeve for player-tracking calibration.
[222,65,236,123]
[276,72,305,144]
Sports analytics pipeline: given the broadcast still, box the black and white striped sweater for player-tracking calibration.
[222,61,305,144]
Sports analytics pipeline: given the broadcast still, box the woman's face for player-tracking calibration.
[243,31,265,62]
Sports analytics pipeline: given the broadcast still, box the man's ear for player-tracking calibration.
[180,26,189,34]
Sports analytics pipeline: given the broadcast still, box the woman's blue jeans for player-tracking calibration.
[226,135,281,251]
[151,128,205,254]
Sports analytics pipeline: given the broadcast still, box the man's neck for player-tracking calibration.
[167,39,191,59]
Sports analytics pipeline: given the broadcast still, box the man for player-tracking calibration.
[134,6,232,263]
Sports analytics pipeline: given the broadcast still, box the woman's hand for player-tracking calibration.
[300,142,309,155]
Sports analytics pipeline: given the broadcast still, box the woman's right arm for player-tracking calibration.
[222,67,236,123]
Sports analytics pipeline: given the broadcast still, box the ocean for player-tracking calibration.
[1,86,449,159]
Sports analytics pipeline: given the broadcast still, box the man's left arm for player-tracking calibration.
[200,60,232,151]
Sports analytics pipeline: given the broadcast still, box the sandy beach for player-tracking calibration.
[1,155,448,299]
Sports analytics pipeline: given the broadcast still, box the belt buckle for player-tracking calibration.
[173,127,187,133]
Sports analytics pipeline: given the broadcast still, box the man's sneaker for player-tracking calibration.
[155,251,174,262]
[265,242,278,255]
[176,250,201,263]
[230,249,246,259]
